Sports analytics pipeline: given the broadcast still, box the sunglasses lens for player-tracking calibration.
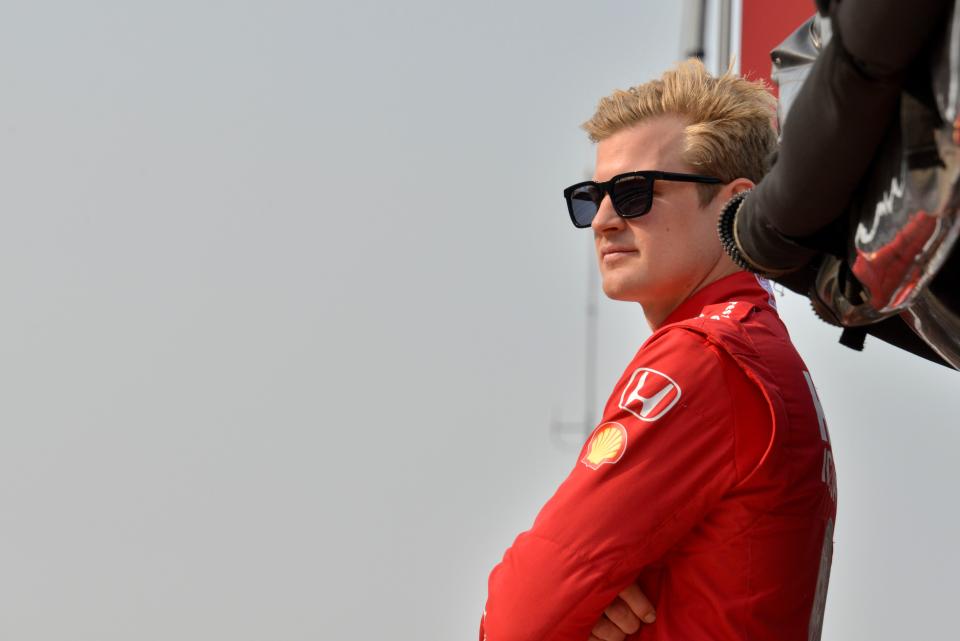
[569,185,601,227]
[611,174,652,217]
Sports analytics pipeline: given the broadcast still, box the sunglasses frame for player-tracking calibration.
[564,170,724,228]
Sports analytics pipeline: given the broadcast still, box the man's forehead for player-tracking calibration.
[593,116,689,180]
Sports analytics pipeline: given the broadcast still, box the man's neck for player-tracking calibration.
[643,259,743,330]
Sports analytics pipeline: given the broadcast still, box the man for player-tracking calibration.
[480,60,837,641]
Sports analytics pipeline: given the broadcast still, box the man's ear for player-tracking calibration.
[708,178,754,214]
[727,178,755,198]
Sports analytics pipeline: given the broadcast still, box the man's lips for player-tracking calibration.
[600,246,637,262]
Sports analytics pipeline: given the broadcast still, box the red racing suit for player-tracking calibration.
[481,272,837,641]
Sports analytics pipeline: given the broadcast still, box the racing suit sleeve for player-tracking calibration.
[480,327,770,641]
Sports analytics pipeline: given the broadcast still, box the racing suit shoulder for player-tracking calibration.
[665,297,837,519]
[627,319,773,485]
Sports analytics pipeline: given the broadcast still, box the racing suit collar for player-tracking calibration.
[660,271,777,328]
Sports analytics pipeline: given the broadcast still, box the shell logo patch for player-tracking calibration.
[581,422,628,470]
[619,367,681,422]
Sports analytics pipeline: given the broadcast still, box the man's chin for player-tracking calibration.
[601,280,644,303]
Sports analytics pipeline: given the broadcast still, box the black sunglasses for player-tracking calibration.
[564,170,723,228]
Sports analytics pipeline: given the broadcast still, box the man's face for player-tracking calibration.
[592,115,728,324]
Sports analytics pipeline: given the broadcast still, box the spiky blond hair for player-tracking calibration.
[583,59,777,204]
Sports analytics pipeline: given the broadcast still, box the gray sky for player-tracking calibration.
[1,2,957,640]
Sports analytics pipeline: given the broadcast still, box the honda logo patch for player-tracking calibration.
[619,368,681,422]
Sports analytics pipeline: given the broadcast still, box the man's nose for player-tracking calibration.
[591,194,623,234]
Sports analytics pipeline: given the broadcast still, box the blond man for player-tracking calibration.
[481,60,837,641]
